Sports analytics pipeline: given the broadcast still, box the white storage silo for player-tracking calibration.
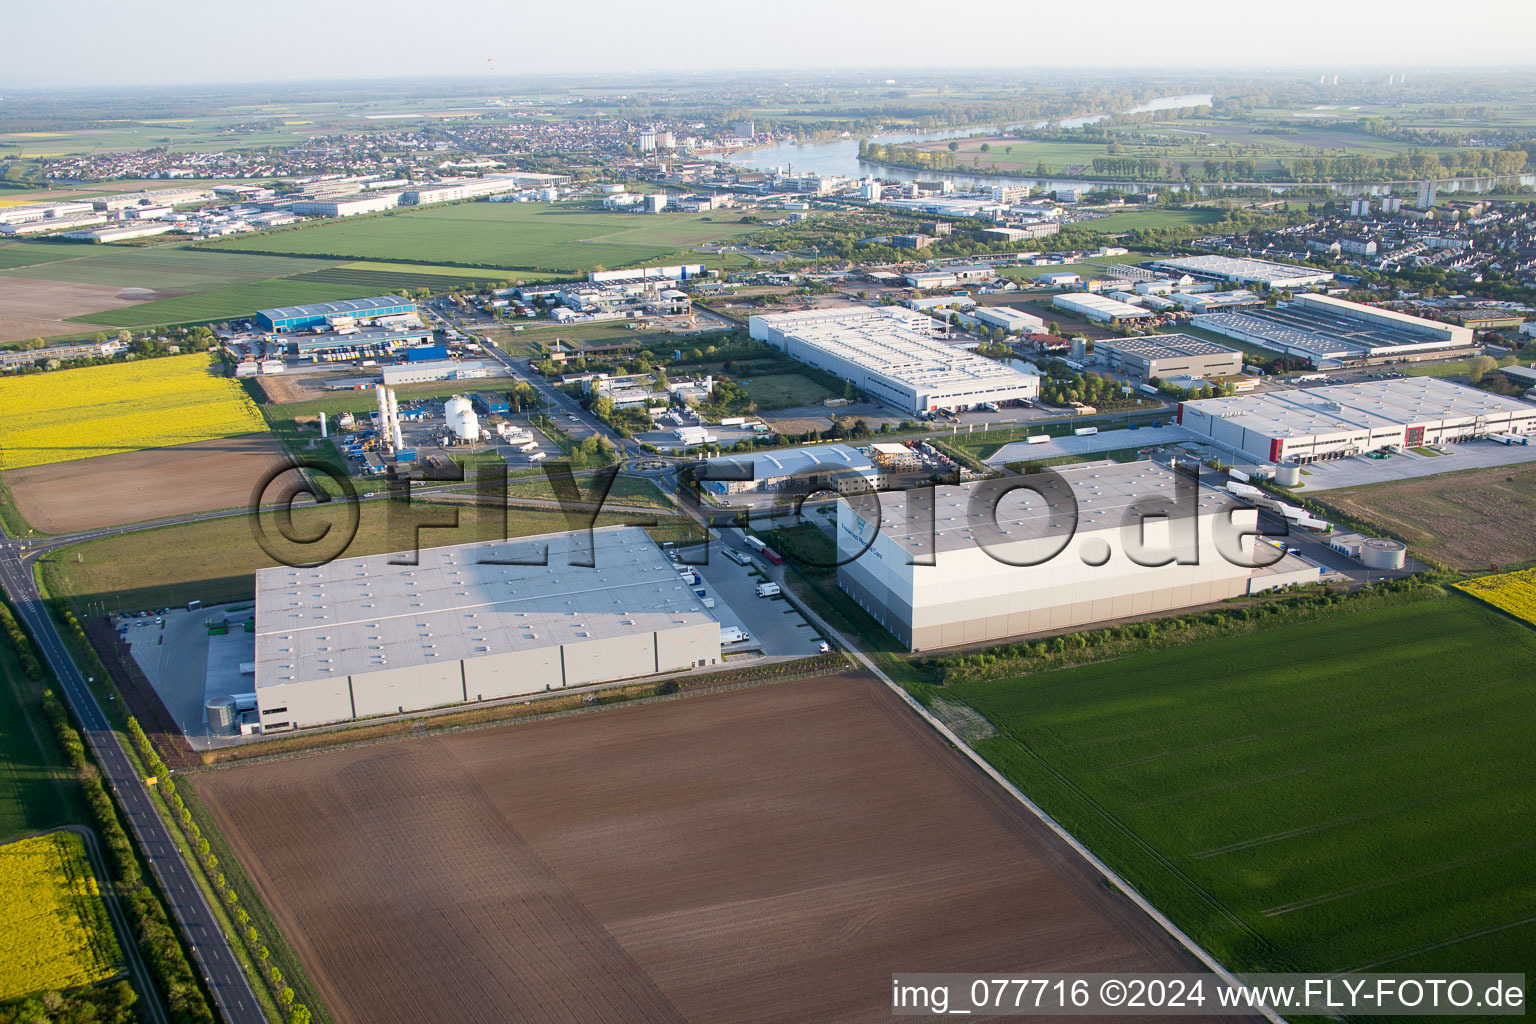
[1274,460,1302,487]
[1360,538,1407,570]
[445,395,480,441]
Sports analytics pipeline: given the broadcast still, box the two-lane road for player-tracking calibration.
[0,541,266,1024]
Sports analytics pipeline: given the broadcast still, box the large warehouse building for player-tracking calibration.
[1192,294,1474,363]
[1149,255,1335,288]
[254,527,722,730]
[1095,335,1243,379]
[836,461,1264,651]
[748,306,1039,414]
[1051,292,1154,323]
[701,443,878,496]
[1179,376,1536,463]
[257,296,419,333]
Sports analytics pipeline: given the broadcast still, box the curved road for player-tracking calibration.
[0,540,266,1024]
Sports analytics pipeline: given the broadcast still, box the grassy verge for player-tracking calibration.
[0,475,40,539]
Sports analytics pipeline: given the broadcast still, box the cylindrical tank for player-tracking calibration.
[207,698,235,733]
[445,395,479,441]
[1361,538,1407,570]
[1275,460,1302,486]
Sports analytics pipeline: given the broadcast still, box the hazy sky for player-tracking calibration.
[5,0,1536,88]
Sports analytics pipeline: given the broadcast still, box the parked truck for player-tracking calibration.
[742,535,783,565]
[755,582,781,598]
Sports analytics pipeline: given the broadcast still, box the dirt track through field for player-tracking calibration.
[5,433,288,532]
[197,675,1246,1024]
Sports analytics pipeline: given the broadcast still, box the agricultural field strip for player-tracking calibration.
[0,353,265,469]
[0,831,123,1000]
[943,594,1536,972]
[1455,567,1536,625]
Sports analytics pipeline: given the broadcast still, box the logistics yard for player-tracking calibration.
[193,673,1241,1024]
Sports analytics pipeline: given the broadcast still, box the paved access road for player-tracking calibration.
[0,540,267,1024]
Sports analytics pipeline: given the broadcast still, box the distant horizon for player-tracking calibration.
[4,0,1535,90]
[3,64,1536,96]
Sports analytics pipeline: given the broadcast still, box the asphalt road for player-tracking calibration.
[0,540,267,1024]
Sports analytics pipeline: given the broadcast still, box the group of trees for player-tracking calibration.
[586,394,657,437]
[4,326,215,376]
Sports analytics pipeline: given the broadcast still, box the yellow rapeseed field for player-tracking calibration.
[1456,567,1536,627]
[0,353,265,471]
[0,832,123,1000]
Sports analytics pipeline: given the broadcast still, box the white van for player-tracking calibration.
[755,583,781,598]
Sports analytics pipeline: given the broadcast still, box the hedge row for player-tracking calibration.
[40,690,215,1024]
[128,720,315,1024]
[0,601,43,679]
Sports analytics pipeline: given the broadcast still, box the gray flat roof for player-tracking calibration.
[1151,255,1334,285]
[255,526,716,686]
[860,460,1240,554]
[1097,334,1240,360]
[707,443,874,481]
[259,296,415,320]
[1183,377,1536,438]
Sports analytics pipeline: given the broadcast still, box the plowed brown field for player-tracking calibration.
[196,674,1243,1024]
[5,432,287,532]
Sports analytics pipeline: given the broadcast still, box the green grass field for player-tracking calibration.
[0,240,98,271]
[0,634,84,843]
[1075,207,1226,233]
[68,279,392,328]
[742,372,838,410]
[0,245,337,290]
[940,589,1536,974]
[501,474,674,511]
[204,202,762,274]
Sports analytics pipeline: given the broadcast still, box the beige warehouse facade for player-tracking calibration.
[255,527,721,729]
[837,462,1261,651]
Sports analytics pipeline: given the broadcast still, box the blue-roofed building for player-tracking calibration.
[257,296,418,333]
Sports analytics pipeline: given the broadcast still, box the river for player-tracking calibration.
[728,93,1535,196]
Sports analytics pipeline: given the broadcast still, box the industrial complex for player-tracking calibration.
[256,296,419,333]
[1149,255,1337,288]
[1094,335,1244,380]
[748,306,1039,414]
[1178,376,1536,464]
[1051,292,1154,323]
[1192,294,1475,363]
[253,527,723,730]
[835,461,1284,651]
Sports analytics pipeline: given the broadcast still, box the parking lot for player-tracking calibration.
[674,534,826,658]
[1292,438,1536,491]
[121,604,256,749]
